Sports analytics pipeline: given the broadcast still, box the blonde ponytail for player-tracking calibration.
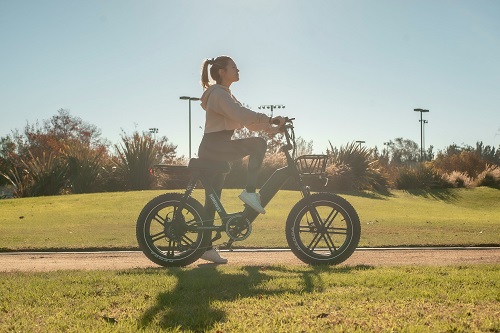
[200,56,232,90]
[201,59,212,90]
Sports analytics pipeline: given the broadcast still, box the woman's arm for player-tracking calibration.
[216,90,269,126]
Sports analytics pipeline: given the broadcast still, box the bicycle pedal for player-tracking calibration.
[211,231,222,243]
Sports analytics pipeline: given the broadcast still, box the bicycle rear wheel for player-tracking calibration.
[136,193,211,267]
[286,192,360,265]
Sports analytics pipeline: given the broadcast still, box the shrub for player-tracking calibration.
[0,167,28,198]
[395,163,444,190]
[326,142,389,192]
[64,143,106,194]
[113,132,177,190]
[441,171,473,188]
[475,164,500,188]
[324,163,354,192]
[432,150,487,178]
[24,151,68,196]
[1,151,68,197]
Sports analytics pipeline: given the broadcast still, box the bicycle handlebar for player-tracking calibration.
[272,117,296,156]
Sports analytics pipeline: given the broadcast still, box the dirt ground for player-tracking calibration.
[1,248,499,272]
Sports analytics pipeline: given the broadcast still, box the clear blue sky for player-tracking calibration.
[1,0,499,158]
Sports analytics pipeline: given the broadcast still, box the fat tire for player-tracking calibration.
[286,192,360,265]
[136,193,211,267]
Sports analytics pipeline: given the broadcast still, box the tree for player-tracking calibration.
[432,142,499,178]
[383,138,419,165]
[0,136,16,186]
[1,109,109,196]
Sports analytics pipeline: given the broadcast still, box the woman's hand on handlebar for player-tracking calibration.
[266,116,287,135]
[271,116,286,127]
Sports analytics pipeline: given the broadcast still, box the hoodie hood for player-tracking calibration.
[200,84,231,111]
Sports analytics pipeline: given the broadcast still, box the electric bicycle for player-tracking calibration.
[136,118,361,266]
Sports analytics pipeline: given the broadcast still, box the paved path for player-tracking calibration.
[1,248,499,272]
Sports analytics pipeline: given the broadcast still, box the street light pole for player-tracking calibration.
[423,120,428,160]
[258,104,285,119]
[180,96,201,159]
[259,105,285,153]
[355,140,365,149]
[149,127,158,140]
[414,108,429,162]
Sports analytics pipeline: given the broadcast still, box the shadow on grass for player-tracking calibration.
[137,264,373,332]
[403,188,461,202]
[336,190,394,200]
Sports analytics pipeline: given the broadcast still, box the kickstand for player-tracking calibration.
[223,240,235,251]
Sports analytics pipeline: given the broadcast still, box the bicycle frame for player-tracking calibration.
[177,120,314,237]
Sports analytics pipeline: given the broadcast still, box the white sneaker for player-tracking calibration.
[200,248,228,264]
[239,190,266,214]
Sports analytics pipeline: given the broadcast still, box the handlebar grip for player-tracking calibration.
[271,117,295,126]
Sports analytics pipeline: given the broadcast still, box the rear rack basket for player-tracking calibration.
[295,155,328,177]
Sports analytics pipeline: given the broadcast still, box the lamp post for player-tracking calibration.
[180,96,201,159]
[355,140,365,149]
[149,128,158,140]
[259,105,285,152]
[414,108,429,162]
[258,104,285,118]
[422,120,428,160]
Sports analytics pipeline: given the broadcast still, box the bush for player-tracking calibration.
[113,132,177,190]
[395,163,444,190]
[326,142,389,192]
[1,151,67,197]
[432,150,487,178]
[441,171,473,188]
[475,164,500,188]
[64,143,105,194]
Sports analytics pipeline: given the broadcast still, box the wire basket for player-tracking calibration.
[295,155,328,177]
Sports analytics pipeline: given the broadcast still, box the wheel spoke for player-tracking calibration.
[152,213,166,226]
[166,240,176,258]
[322,232,337,253]
[181,234,196,247]
[285,193,360,265]
[308,207,324,228]
[323,208,338,228]
[307,232,323,250]
[185,218,199,227]
[150,231,165,242]
[299,224,315,232]
[299,203,349,252]
[326,227,347,235]
[318,207,342,251]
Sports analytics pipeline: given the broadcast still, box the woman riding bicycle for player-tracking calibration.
[198,55,284,263]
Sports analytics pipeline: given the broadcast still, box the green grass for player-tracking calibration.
[0,187,499,251]
[1,265,498,332]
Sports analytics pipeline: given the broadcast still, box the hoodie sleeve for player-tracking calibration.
[215,89,270,126]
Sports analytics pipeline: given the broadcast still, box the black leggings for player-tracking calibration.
[198,130,267,225]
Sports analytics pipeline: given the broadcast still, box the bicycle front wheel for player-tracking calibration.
[286,192,361,265]
[136,193,211,267]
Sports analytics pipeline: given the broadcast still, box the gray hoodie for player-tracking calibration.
[200,84,271,133]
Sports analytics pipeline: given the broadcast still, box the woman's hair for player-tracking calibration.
[201,56,232,90]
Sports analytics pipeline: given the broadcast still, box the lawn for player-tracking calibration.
[1,188,499,332]
[1,265,499,332]
[0,187,498,250]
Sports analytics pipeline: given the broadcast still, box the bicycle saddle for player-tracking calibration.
[188,158,231,174]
